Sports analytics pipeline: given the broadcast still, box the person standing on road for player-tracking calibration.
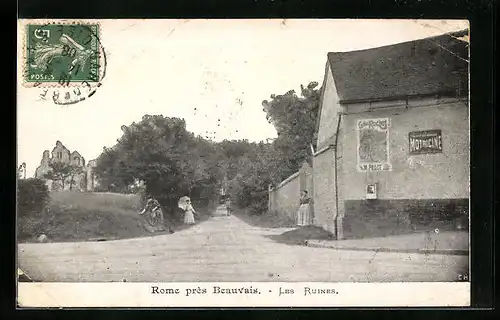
[297,190,311,226]
[184,199,196,224]
[179,196,197,225]
[225,197,231,216]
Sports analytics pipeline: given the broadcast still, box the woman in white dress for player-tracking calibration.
[179,196,196,225]
[297,190,311,226]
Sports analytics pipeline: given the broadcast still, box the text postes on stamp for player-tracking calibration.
[22,21,107,105]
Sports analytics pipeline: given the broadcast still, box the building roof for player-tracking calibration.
[327,30,469,103]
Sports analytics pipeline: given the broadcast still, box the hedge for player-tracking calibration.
[17,178,50,217]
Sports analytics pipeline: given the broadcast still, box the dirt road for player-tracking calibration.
[18,206,468,282]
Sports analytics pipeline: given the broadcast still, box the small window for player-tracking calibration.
[57,152,62,159]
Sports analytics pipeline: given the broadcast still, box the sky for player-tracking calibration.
[17,19,469,178]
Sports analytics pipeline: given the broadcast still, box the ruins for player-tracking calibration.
[34,141,99,192]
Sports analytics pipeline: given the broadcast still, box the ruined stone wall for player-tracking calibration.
[34,141,98,192]
[86,160,99,192]
[51,141,71,164]
[35,150,51,179]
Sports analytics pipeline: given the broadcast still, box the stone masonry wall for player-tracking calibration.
[338,100,469,239]
[312,148,337,235]
[268,172,300,221]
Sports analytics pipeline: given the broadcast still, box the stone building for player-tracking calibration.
[35,141,99,192]
[269,30,469,240]
[312,30,469,239]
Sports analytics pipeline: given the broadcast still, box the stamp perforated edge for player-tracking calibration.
[19,19,106,88]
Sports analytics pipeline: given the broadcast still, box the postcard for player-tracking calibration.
[16,19,470,308]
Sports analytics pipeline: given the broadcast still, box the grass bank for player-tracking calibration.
[17,191,216,243]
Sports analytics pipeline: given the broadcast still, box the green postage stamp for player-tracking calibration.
[22,21,104,87]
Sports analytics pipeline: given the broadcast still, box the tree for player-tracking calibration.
[262,81,321,183]
[214,140,276,213]
[224,82,321,214]
[93,146,134,192]
[68,165,84,190]
[91,80,322,217]
[44,162,82,190]
[94,115,224,214]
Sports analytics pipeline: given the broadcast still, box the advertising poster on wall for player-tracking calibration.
[409,130,443,155]
[357,118,391,172]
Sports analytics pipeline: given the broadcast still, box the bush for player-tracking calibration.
[17,178,50,217]
[229,175,269,215]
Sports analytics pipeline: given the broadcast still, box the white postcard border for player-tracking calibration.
[18,282,470,308]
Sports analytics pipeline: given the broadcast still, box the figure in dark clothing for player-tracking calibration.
[226,198,231,216]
